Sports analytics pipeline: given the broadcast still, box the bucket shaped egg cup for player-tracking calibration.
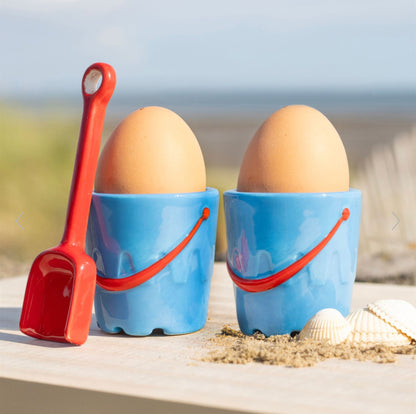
[86,188,219,335]
[224,189,361,336]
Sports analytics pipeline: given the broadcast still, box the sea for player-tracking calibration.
[7,89,416,117]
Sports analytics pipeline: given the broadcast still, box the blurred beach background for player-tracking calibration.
[0,1,415,283]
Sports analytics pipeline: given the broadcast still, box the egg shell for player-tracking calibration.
[95,106,206,194]
[237,105,349,193]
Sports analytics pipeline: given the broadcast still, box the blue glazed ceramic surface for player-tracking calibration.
[224,188,361,336]
[86,187,219,335]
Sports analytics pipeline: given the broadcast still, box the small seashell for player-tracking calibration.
[367,299,416,341]
[299,308,352,345]
[346,307,411,346]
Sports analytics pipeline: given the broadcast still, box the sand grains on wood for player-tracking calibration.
[202,326,416,368]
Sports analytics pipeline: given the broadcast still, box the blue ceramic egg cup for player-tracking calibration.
[224,189,361,336]
[86,188,219,335]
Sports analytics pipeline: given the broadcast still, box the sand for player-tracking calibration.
[203,326,416,368]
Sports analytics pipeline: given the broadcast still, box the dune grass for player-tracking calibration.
[353,128,416,252]
[0,105,79,261]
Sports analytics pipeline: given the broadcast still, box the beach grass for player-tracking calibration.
[352,128,416,284]
[0,105,79,262]
[353,128,416,253]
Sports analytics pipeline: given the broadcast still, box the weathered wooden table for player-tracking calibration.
[1,264,415,414]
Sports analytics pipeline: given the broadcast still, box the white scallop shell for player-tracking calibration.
[346,307,411,346]
[367,299,416,341]
[299,308,352,345]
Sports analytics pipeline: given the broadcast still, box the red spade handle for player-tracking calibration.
[61,63,116,248]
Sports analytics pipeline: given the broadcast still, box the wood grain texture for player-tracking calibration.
[1,264,415,414]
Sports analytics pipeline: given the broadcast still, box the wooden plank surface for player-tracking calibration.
[1,263,415,414]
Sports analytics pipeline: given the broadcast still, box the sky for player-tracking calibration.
[0,0,415,96]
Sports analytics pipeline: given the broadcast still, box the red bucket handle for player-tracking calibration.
[227,208,350,293]
[96,208,210,291]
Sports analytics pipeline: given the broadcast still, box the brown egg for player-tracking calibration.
[95,106,206,194]
[237,105,349,193]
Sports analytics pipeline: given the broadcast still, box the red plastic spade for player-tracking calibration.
[19,63,116,345]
